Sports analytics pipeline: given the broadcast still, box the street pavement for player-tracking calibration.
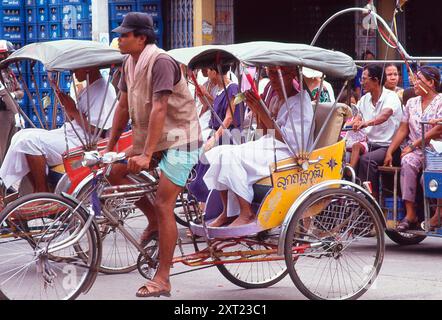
[79,233,442,300]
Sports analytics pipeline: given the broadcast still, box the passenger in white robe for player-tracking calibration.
[203,66,313,227]
[0,67,117,192]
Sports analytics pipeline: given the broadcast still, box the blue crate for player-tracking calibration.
[37,23,49,40]
[62,0,82,3]
[109,2,136,20]
[45,106,64,127]
[2,0,23,7]
[59,72,72,91]
[62,3,86,22]
[1,8,25,24]
[137,1,161,18]
[9,40,24,51]
[48,0,62,4]
[40,73,51,90]
[26,23,38,42]
[152,18,163,35]
[62,26,73,39]
[36,5,49,23]
[48,5,62,22]
[49,22,61,39]
[1,23,25,41]
[25,0,45,6]
[25,7,37,24]
[74,21,91,39]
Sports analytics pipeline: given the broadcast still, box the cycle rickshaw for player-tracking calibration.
[0,41,386,300]
[311,6,442,246]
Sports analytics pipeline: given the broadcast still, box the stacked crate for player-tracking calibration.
[1,0,27,111]
[109,0,163,48]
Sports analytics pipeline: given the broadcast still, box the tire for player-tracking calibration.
[75,176,146,274]
[0,193,100,300]
[284,188,385,300]
[385,230,426,245]
[216,233,288,289]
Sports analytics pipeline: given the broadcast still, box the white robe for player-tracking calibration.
[203,91,313,217]
[0,77,117,188]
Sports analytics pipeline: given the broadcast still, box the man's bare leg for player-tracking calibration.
[208,190,231,227]
[25,154,49,192]
[107,163,158,239]
[229,195,255,227]
[137,173,182,296]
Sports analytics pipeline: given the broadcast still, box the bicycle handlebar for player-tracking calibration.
[82,151,126,167]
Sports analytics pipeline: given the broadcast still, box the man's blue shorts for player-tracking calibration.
[158,148,200,187]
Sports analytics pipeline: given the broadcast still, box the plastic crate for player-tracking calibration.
[49,0,62,5]
[36,5,48,23]
[26,23,38,42]
[62,3,85,22]
[109,2,136,20]
[40,73,51,90]
[9,40,24,51]
[62,26,73,39]
[62,0,82,3]
[25,7,37,24]
[2,0,23,7]
[49,22,61,39]
[49,5,62,22]
[1,7,25,23]
[74,21,91,39]
[25,0,45,6]
[59,72,72,91]
[37,23,49,40]
[152,18,163,35]
[1,23,25,41]
[137,1,161,18]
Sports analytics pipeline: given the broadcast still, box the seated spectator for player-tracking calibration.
[303,67,335,103]
[188,63,244,208]
[351,64,403,199]
[384,66,442,232]
[203,66,313,227]
[0,67,117,193]
[384,63,404,102]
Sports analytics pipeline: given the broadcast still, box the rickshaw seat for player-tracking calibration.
[312,102,351,149]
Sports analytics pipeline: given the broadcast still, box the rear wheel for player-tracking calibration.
[385,230,426,245]
[0,193,100,300]
[216,233,288,289]
[284,188,385,300]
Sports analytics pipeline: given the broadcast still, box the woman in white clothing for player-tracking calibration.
[0,67,117,192]
[203,66,313,227]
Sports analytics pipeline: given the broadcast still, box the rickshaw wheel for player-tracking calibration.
[75,175,147,274]
[284,188,384,300]
[385,230,426,245]
[216,235,288,289]
[0,193,100,300]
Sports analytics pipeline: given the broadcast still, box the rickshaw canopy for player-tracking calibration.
[168,41,357,79]
[0,40,126,72]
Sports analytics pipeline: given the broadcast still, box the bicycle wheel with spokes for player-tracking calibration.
[76,176,147,274]
[0,193,100,300]
[216,233,288,289]
[284,188,385,300]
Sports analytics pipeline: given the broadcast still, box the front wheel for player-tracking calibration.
[284,188,385,300]
[0,193,100,300]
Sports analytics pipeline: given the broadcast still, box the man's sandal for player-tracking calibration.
[136,280,171,298]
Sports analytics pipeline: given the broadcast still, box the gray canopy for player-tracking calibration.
[168,41,357,79]
[0,40,125,71]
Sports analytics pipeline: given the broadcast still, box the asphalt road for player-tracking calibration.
[79,233,442,301]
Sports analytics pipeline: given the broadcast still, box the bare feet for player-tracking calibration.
[209,211,230,227]
[229,214,255,227]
